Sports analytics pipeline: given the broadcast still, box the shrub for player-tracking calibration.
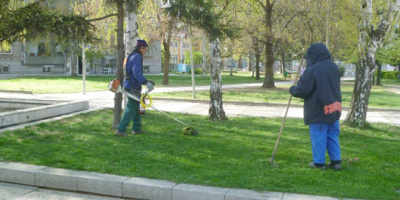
[339,66,345,77]
[188,68,203,74]
[381,71,398,80]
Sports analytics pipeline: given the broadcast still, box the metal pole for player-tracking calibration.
[82,0,86,95]
[189,26,196,98]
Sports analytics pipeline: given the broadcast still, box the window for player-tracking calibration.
[38,43,46,56]
[144,65,150,73]
[43,65,54,72]
[0,65,9,73]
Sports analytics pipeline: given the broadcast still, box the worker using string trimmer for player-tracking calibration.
[115,39,155,136]
[289,43,342,170]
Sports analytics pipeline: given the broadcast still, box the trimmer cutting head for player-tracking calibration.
[182,127,198,135]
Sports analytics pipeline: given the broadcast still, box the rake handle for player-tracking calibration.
[270,56,305,166]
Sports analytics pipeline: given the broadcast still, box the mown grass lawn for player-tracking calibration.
[0,109,399,200]
[152,80,400,109]
[379,79,400,86]
[0,74,267,94]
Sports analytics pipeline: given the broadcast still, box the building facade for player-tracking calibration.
[0,40,162,76]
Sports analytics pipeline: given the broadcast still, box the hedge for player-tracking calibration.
[375,71,399,80]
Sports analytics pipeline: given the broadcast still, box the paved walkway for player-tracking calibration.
[1,81,398,199]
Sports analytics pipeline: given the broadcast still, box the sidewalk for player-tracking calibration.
[1,82,397,199]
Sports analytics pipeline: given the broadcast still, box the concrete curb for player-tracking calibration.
[0,161,361,200]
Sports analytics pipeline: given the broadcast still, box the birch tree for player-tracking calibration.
[165,0,237,120]
[100,0,142,129]
[345,0,400,128]
[125,1,140,55]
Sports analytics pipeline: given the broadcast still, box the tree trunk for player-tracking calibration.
[345,0,400,128]
[249,53,254,77]
[397,66,400,82]
[112,1,125,129]
[202,36,206,78]
[162,33,172,85]
[281,48,286,79]
[238,56,242,69]
[125,7,138,55]
[252,36,261,80]
[209,39,226,120]
[262,0,275,88]
[70,51,78,76]
[262,40,275,88]
[255,54,260,80]
[376,63,381,85]
[70,42,77,76]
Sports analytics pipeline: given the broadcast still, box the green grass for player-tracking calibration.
[153,81,400,109]
[0,76,113,94]
[0,109,399,200]
[0,74,265,94]
[379,79,400,86]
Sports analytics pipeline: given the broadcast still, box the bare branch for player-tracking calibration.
[87,13,117,22]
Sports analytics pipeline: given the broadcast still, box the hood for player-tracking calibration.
[305,43,331,67]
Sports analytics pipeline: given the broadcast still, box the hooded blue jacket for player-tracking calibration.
[124,49,148,90]
[289,43,342,124]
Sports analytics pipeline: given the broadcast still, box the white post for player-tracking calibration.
[190,27,196,98]
[82,0,86,94]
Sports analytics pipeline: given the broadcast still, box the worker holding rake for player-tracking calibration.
[115,40,155,136]
[289,43,342,170]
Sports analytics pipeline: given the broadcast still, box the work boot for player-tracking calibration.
[132,130,146,135]
[309,162,326,170]
[115,130,126,137]
[328,161,342,170]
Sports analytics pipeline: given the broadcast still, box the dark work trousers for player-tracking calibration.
[117,91,141,133]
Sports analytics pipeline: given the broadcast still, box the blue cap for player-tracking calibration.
[137,40,148,47]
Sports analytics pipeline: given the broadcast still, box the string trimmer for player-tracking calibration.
[108,79,198,135]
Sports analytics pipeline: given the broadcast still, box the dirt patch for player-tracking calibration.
[385,88,400,95]
[225,86,289,93]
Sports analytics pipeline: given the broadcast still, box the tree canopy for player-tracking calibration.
[0,0,96,45]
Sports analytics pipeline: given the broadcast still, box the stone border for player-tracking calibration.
[0,161,362,200]
[0,98,89,128]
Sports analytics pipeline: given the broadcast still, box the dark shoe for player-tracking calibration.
[132,130,145,135]
[309,162,326,170]
[115,130,126,137]
[328,162,342,170]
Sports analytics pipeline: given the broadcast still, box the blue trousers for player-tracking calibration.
[117,96,141,133]
[309,120,341,164]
